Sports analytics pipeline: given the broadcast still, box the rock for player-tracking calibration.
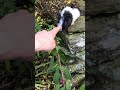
[65,32,85,59]
[67,60,85,73]
[68,16,85,33]
[86,59,96,66]
[76,51,85,60]
[86,13,120,63]
[99,30,120,50]
[86,1,120,89]
[86,0,120,15]
[86,76,95,87]
[71,74,85,88]
[86,13,120,43]
[98,59,120,80]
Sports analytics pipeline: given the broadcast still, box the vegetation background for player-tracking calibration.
[0,0,84,90]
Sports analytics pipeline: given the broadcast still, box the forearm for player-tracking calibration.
[0,10,34,60]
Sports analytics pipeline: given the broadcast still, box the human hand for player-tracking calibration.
[35,27,62,52]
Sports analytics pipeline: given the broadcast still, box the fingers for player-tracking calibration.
[49,26,62,38]
[43,40,56,52]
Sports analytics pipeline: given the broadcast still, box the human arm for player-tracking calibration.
[0,10,34,60]
[35,27,61,52]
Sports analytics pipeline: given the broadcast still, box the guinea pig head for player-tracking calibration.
[62,11,73,31]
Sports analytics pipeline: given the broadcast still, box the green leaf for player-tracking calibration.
[50,57,54,66]
[64,68,72,80]
[56,84,60,90]
[56,46,60,53]
[66,80,71,90]
[78,83,85,90]
[60,47,70,56]
[60,86,65,90]
[47,64,57,73]
[59,52,67,64]
[56,37,61,41]
[51,49,57,56]
[4,0,16,10]
[53,70,61,84]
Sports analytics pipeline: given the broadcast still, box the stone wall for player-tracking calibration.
[86,0,120,89]
[61,0,85,87]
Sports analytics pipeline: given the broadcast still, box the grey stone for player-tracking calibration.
[99,30,120,50]
[68,16,85,33]
[98,59,120,80]
[86,1,120,89]
[86,0,120,15]
[86,14,120,43]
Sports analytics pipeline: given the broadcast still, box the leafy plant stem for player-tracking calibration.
[57,53,65,85]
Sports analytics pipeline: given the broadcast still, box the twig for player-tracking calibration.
[57,53,65,85]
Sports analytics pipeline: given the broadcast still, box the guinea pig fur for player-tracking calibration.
[58,6,80,31]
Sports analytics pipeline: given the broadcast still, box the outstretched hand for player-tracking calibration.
[35,27,61,52]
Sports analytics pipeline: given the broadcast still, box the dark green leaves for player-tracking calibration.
[56,84,61,90]
[66,80,71,90]
[61,67,72,80]
[53,70,61,84]
[50,57,54,66]
[60,86,65,90]
[78,83,85,90]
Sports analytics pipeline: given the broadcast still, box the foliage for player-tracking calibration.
[35,11,73,90]
[35,4,85,88]
[0,60,34,89]
[78,83,85,90]
[0,0,84,89]
[0,0,34,18]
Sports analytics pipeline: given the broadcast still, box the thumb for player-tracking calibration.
[49,27,62,38]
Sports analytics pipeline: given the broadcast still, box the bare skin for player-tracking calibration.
[0,10,61,60]
[0,10,34,60]
[35,27,61,52]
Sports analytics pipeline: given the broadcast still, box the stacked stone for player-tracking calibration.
[63,0,85,87]
[86,0,120,89]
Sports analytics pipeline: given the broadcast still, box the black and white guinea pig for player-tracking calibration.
[58,6,80,31]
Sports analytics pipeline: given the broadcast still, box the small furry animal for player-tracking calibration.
[58,6,80,31]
